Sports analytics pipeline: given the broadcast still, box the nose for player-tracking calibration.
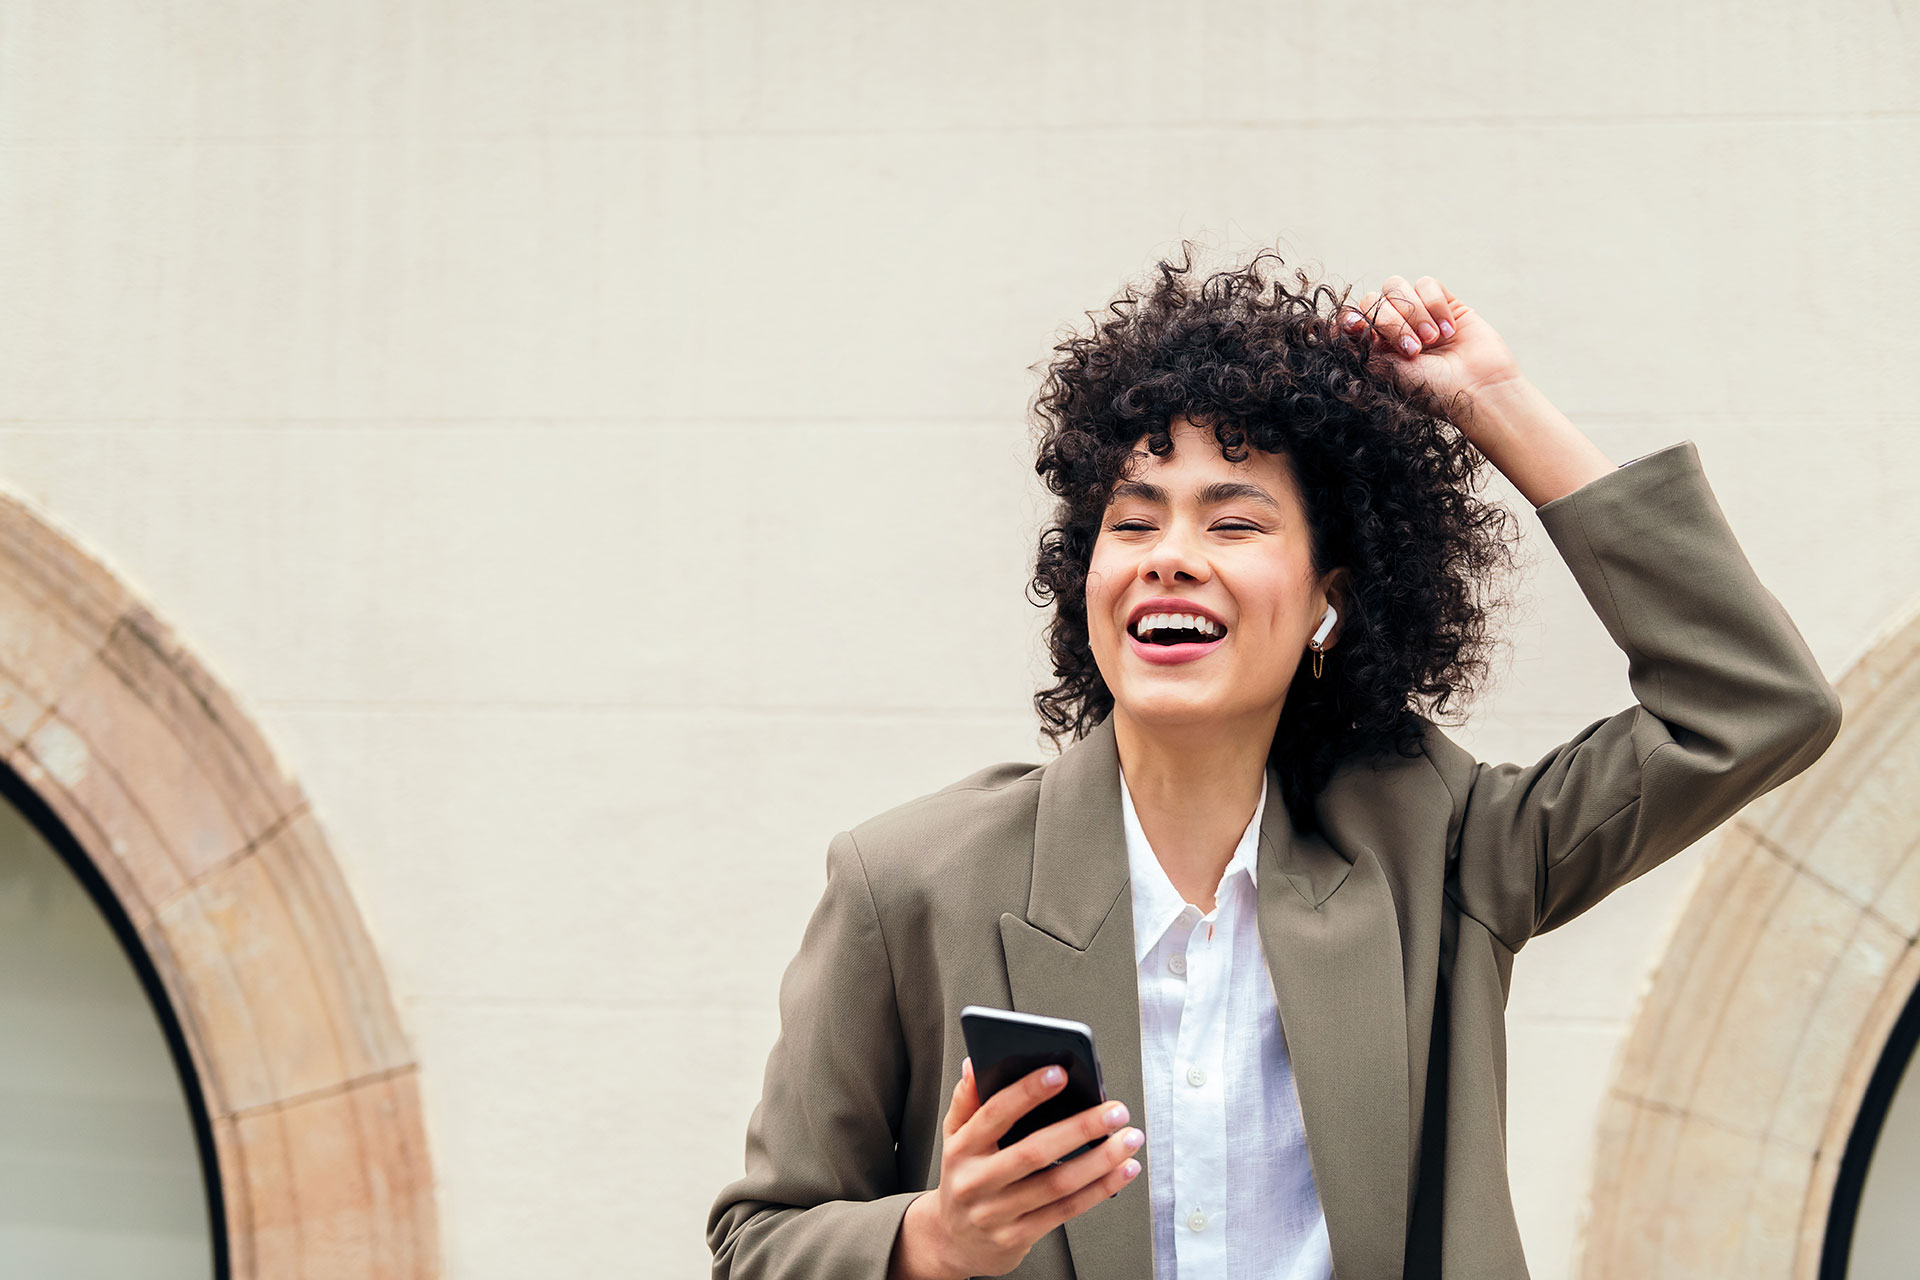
[1140,521,1210,585]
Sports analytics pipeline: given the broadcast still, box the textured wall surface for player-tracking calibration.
[0,3,1914,1276]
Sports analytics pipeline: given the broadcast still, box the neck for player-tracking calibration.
[1113,705,1277,913]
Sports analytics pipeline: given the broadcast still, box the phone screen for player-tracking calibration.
[959,1006,1108,1159]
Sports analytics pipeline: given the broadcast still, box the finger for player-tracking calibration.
[1380,274,1436,358]
[1000,1124,1145,1217]
[983,1098,1132,1185]
[958,1064,1068,1152]
[1340,288,1389,340]
[1411,275,1455,344]
[944,1059,981,1138]
[1352,287,1413,357]
[1338,289,1371,334]
[1016,1152,1143,1238]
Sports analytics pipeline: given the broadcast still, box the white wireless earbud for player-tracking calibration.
[1310,605,1338,649]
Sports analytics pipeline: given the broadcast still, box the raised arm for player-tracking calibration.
[1438,440,1840,946]
[1343,278,1842,948]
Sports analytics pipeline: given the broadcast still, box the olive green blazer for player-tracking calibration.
[708,442,1843,1280]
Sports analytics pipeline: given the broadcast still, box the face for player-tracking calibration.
[1085,416,1346,735]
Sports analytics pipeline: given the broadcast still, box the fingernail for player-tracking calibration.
[1123,1159,1141,1179]
[1439,320,1455,338]
[1399,335,1419,356]
[1123,1128,1145,1151]
[1043,1066,1065,1086]
[1104,1102,1129,1126]
[1417,323,1438,344]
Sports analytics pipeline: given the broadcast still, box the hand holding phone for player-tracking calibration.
[884,1008,1145,1280]
[959,1007,1109,1161]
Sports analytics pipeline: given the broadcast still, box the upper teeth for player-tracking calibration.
[1134,612,1221,638]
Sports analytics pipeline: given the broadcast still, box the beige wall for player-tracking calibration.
[0,3,1914,1276]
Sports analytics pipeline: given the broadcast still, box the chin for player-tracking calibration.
[1114,687,1237,731]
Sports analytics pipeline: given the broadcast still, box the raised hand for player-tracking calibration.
[1338,273,1522,413]
[887,1058,1144,1280]
[1336,272,1613,505]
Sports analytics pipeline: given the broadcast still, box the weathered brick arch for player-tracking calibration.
[1581,603,1920,1277]
[0,493,438,1277]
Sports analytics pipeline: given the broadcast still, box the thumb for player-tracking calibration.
[944,1058,982,1137]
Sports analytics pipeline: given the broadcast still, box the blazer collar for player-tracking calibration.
[1005,717,1416,1280]
[1025,715,1131,949]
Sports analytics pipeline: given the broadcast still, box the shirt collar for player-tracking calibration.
[1119,765,1268,966]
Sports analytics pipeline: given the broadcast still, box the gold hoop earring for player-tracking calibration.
[1311,647,1325,679]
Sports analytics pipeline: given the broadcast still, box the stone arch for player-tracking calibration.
[0,493,438,1277]
[1581,602,1920,1277]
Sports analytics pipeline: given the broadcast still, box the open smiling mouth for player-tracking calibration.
[1129,612,1226,646]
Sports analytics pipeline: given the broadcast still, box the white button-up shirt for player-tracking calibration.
[1121,767,1333,1280]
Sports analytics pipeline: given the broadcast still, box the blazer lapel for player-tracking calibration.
[998,718,1153,1280]
[1258,773,1412,1280]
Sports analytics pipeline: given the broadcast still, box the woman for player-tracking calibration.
[706,247,1842,1279]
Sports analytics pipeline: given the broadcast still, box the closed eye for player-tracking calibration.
[1108,519,1265,533]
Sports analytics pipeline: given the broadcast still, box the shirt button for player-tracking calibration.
[1167,954,1187,976]
[1186,1066,1206,1088]
[1187,1209,1208,1232]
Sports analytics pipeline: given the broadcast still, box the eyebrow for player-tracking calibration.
[1109,480,1284,512]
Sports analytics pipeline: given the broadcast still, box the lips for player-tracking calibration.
[1125,631,1220,666]
[1122,599,1228,666]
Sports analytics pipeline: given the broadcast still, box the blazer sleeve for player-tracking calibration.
[707,830,920,1279]
[1437,440,1844,952]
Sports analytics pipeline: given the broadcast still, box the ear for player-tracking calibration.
[1315,568,1351,650]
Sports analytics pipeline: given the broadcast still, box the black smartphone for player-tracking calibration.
[959,1005,1109,1161]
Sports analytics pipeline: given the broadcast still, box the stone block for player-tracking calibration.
[1613,834,1792,1110]
[9,715,186,927]
[1769,912,1907,1151]
[1689,870,1862,1137]
[156,851,352,1111]
[252,810,414,1082]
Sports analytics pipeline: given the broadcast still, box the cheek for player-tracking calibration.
[1232,565,1318,644]
[1084,548,1124,635]
[1083,574,1117,645]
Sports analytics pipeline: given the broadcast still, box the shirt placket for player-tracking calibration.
[1171,894,1231,1276]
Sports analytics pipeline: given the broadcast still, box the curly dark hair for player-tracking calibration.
[1027,243,1518,829]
